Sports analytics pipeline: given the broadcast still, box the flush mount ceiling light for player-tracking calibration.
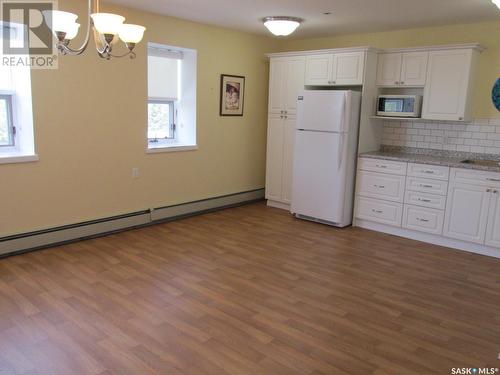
[43,0,146,60]
[493,0,500,9]
[263,16,303,36]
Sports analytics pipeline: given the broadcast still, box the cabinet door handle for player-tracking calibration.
[332,80,336,84]
[372,209,383,214]
[486,178,500,182]
[400,81,405,85]
[376,164,388,169]
[395,81,399,85]
[458,117,464,121]
[422,170,435,174]
[417,218,429,222]
[373,185,385,189]
[418,198,432,203]
[419,184,434,188]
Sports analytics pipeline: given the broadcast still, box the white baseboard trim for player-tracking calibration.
[354,219,500,259]
[266,200,290,211]
[0,189,265,257]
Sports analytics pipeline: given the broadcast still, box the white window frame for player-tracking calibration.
[148,98,177,145]
[147,43,197,154]
[0,93,15,147]
[0,21,37,164]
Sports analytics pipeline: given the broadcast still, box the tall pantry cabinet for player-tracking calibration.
[265,56,305,209]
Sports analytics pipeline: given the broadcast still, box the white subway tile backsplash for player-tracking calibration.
[381,118,500,155]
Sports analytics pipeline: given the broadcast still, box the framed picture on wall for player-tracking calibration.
[220,74,245,116]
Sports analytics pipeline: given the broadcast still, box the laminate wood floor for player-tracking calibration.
[0,202,499,375]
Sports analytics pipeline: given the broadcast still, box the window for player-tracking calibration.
[148,100,175,141]
[0,94,14,146]
[147,43,197,151]
[0,22,36,163]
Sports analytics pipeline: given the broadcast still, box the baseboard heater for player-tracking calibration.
[0,189,264,258]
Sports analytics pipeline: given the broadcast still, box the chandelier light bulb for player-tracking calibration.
[263,16,303,36]
[118,24,146,44]
[90,13,125,35]
[65,23,80,40]
[43,10,78,36]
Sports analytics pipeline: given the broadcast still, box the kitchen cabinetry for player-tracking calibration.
[305,51,365,86]
[376,52,428,87]
[422,49,479,122]
[268,56,305,115]
[355,159,500,258]
[442,182,490,244]
[266,56,305,208]
[265,113,297,206]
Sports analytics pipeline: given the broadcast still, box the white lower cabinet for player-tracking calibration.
[443,182,490,244]
[485,190,500,248]
[355,159,500,257]
[403,205,444,235]
[356,171,406,202]
[265,115,296,206]
[355,197,403,227]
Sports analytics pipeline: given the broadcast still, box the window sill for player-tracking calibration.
[0,154,39,165]
[146,144,198,154]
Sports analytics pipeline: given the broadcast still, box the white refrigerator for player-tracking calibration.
[291,90,361,227]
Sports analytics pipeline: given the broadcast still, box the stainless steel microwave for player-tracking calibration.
[377,95,422,117]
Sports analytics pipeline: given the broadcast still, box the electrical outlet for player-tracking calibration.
[132,168,140,178]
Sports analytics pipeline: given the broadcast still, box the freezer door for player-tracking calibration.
[297,90,348,132]
[291,130,348,223]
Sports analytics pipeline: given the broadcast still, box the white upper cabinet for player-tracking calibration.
[268,59,286,114]
[304,55,331,85]
[376,52,428,87]
[305,52,365,86]
[332,52,365,86]
[422,49,478,122]
[376,53,402,86]
[268,56,305,115]
[285,58,307,114]
[400,52,428,86]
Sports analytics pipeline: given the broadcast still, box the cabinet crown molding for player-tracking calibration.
[266,46,379,58]
[266,43,485,59]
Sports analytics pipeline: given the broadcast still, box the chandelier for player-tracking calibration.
[43,0,146,59]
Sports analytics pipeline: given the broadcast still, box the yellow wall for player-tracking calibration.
[0,0,278,236]
[1,4,499,238]
[280,21,500,118]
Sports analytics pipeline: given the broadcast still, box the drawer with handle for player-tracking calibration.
[451,168,500,187]
[407,163,449,181]
[406,176,448,196]
[356,171,406,202]
[404,190,446,210]
[355,197,403,227]
[402,205,444,235]
[358,158,407,176]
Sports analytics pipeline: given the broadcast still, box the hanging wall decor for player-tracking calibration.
[220,74,245,116]
[493,78,500,111]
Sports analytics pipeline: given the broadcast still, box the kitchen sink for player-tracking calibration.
[460,159,500,167]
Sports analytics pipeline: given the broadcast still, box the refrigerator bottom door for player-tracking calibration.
[291,131,348,225]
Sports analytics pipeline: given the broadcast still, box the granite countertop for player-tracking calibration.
[359,146,500,173]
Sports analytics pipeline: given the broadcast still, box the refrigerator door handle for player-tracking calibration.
[338,134,344,170]
[341,92,347,132]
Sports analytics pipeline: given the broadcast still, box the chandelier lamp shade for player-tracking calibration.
[263,16,303,36]
[43,0,146,60]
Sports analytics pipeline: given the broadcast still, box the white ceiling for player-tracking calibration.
[111,0,500,38]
